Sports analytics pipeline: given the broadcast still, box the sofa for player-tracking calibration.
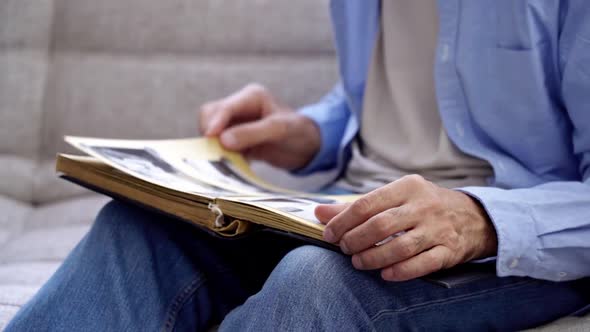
[0,0,588,330]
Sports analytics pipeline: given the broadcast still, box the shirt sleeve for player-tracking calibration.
[294,83,351,175]
[459,2,590,282]
[460,182,590,282]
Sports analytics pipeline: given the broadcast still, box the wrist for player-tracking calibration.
[465,194,498,259]
[296,114,321,156]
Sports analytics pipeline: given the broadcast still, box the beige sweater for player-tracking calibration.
[338,0,493,192]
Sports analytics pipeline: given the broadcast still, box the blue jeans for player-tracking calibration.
[6,200,589,331]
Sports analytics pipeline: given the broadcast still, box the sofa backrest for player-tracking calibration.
[0,0,54,203]
[0,0,337,204]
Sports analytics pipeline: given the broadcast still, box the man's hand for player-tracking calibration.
[199,83,321,170]
[316,175,498,282]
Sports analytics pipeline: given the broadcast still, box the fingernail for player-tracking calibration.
[205,120,220,136]
[220,132,237,149]
[323,228,335,243]
[204,127,215,136]
[340,241,350,255]
[352,255,363,269]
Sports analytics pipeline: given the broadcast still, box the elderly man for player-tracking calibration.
[6,1,590,331]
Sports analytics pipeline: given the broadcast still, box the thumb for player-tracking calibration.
[219,115,287,151]
[315,203,349,224]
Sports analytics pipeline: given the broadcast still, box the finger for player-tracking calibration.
[315,203,349,224]
[381,246,452,282]
[219,114,288,151]
[198,102,216,135]
[339,206,416,254]
[204,84,271,136]
[323,177,419,243]
[351,228,436,270]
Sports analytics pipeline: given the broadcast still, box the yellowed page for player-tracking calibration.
[64,136,362,234]
[64,136,282,196]
[219,194,360,229]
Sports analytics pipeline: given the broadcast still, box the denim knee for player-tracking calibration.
[90,200,156,242]
[268,246,354,301]
[219,246,359,331]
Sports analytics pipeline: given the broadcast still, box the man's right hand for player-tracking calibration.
[199,83,321,170]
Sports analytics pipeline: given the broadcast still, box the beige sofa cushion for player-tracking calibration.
[52,0,333,55]
[0,196,30,246]
[0,52,46,159]
[0,0,53,50]
[0,156,36,203]
[0,0,53,160]
[41,53,337,157]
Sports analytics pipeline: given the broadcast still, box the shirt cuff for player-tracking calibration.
[457,187,541,278]
[292,105,346,175]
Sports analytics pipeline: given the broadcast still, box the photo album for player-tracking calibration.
[56,136,359,247]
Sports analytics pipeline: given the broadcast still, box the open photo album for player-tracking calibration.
[56,136,359,246]
[55,136,497,287]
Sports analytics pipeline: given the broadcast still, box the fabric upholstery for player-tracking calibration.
[0,52,46,158]
[42,53,337,156]
[0,225,91,264]
[31,160,92,205]
[52,0,333,55]
[23,195,109,231]
[0,263,60,287]
[0,156,36,203]
[0,0,53,50]
[0,196,30,246]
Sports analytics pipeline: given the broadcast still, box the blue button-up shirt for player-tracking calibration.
[298,0,590,283]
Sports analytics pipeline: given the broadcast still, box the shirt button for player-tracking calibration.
[509,258,519,269]
[440,43,450,63]
[558,272,567,278]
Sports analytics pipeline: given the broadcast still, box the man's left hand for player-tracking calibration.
[316,175,498,281]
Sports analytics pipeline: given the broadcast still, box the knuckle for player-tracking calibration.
[382,207,398,219]
[388,265,409,280]
[404,202,422,217]
[245,83,269,99]
[268,115,289,137]
[413,197,443,217]
[351,197,373,217]
[340,233,353,251]
[436,249,453,270]
[359,252,376,268]
[200,102,214,113]
[401,174,426,187]
[434,256,446,271]
[429,197,444,211]
[410,202,425,216]
[439,225,459,244]
[426,253,445,271]
[410,233,426,249]
[198,104,213,121]
[374,215,392,238]
[397,238,416,257]
[394,205,412,219]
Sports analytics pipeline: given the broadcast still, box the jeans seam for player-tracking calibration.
[161,274,207,332]
[370,279,534,323]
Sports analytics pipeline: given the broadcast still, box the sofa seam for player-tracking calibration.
[0,303,23,308]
